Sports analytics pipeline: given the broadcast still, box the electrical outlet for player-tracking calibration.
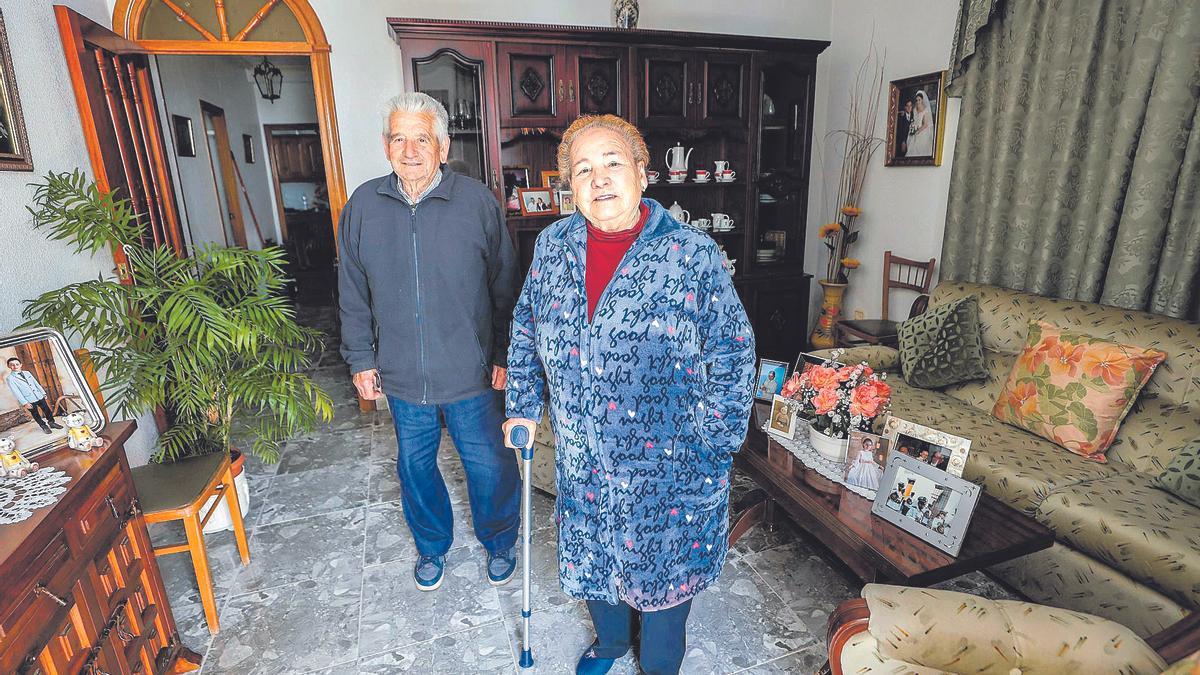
[853,310,865,320]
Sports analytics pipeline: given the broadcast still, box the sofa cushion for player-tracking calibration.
[1036,472,1200,611]
[1154,439,1200,508]
[889,379,1120,515]
[897,295,989,389]
[992,321,1166,462]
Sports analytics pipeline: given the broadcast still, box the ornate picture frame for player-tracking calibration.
[768,394,797,438]
[1,328,106,460]
[884,70,947,167]
[882,416,971,477]
[0,9,33,171]
[872,451,982,556]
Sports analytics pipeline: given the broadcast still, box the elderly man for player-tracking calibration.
[338,92,521,591]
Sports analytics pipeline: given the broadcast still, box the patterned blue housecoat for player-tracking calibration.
[506,198,756,610]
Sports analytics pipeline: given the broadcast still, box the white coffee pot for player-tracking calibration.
[668,200,690,224]
[665,142,694,173]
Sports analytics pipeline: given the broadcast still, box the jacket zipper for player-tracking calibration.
[411,202,429,404]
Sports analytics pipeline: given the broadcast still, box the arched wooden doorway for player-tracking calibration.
[111,0,347,226]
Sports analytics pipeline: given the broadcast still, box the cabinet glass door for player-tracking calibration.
[753,62,812,272]
[412,49,488,182]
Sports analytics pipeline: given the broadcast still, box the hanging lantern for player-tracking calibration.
[253,56,283,102]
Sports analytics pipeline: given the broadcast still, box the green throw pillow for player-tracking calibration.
[1155,441,1200,508]
[897,295,988,389]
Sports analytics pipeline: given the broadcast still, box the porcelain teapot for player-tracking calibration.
[664,142,694,173]
[667,200,690,224]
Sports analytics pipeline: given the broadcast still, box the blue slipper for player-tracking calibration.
[575,641,624,675]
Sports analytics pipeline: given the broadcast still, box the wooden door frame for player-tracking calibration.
[199,100,247,247]
[262,123,321,244]
[111,0,347,236]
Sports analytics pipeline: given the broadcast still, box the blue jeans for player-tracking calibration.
[586,598,694,675]
[387,390,520,556]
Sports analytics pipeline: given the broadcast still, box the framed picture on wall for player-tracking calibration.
[0,9,33,171]
[242,134,255,163]
[885,70,947,167]
[173,114,196,158]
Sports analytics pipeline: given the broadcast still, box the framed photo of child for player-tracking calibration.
[844,430,889,493]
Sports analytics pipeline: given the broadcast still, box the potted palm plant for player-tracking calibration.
[21,170,334,527]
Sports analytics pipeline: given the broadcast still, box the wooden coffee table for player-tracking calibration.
[730,414,1054,586]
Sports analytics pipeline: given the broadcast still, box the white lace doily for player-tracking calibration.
[763,420,878,501]
[0,468,73,525]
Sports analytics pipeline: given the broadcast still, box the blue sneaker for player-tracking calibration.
[575,642,621,675]
[414,554,445,591]
[487,547,517,586]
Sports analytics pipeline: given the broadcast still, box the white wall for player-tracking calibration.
[0,0,157,464]
[254,57,318,239]
[310,0,833,191]
[155,55,278,249]
[806,0,961,324]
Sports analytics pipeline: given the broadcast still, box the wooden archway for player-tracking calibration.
[111,0,347,227]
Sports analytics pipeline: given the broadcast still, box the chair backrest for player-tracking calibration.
[882,251,936,321]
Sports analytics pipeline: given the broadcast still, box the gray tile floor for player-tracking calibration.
[152,307,1016,674]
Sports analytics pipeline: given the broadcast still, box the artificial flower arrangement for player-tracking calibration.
[781,350,892,440]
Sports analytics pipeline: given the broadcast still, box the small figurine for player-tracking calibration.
[0,437,38,479]
[64,412,105,451]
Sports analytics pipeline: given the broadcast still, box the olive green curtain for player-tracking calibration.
[940,0,1200,320]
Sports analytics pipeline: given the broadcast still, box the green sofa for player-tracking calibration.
[834,281,1199,637]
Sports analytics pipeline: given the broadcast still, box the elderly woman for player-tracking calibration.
[503,115,755,675]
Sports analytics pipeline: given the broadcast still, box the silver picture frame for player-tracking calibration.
[871,451,981,556]
[882,416,971,477]
[0,327,106,459]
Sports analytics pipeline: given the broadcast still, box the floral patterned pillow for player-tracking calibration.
[992,321,1167,462]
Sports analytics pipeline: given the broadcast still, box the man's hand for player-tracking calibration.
[491,366,507,391]
[352,369,383,400]
[502,417,537,449]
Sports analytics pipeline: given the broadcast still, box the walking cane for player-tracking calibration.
[507,423,535,668]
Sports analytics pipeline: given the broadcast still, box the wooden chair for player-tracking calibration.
[131,452,250,634]
[835,251,936,347]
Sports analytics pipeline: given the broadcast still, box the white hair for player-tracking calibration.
[381,92,450,142]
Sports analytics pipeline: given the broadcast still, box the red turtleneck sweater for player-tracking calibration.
[585,203,650,321]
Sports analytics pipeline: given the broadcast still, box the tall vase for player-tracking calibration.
[810,280,847,349]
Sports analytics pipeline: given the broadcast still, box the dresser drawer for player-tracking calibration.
[65,464,135,554]
[0,531,73,644]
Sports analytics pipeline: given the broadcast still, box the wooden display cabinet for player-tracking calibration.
[388,18,828,360]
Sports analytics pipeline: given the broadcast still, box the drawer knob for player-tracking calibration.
[34,584,68,607]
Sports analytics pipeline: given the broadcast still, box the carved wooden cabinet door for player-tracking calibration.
[571,46,625,117]
[697,51,750,128]
[498,43,567,127]
[638,49,691,127]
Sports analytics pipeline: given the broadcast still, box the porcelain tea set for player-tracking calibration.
[667,201,735,233]
[647,143,736,184]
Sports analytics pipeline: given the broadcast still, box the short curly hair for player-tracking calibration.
[557,114,650,186]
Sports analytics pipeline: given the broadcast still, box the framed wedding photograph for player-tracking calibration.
[768,395,797,438]
[557,189,576,214]
[755,358,789,401]
[0,9,33,171]
[885,70,947,167]
[1,328,106,459]
[872,451,982,556]
[844,430,889,492]
[882,416,971,477]
[517,187,557,216]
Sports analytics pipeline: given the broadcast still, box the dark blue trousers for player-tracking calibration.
[387,390,520,556]
[586,598,694,675]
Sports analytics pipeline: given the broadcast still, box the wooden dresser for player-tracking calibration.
[0,421,199,674]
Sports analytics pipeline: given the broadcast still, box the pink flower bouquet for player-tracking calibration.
[783,351,892,439]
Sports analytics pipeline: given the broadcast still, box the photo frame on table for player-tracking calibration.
[882,416,971,477]
[557,189,576,214]
[541,170,566,194]
[503,165,531,213]
[517,187,557,216]
[0,9,33,171]
[885,70,947,167]
[173,114,196,158]
[844,430,889,492]
[768,395,797,439]
[793,351,842,375]
[872,451,981,556]
[755,358,789,402]
[0,328,106,460]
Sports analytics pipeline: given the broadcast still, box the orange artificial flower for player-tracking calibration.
[841,257,861,269]
[807,366,841,390]
[1082,349,1130,387]
[864,378,891,402]
[813,387,841,415]
[819,222,842,238]
[849,384,882,418]
[836,366,857,382]
[781,372,804,398]
[841,205,862,217]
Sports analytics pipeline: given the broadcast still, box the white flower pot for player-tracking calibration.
[202,468,250,534]
[809,425,849,463]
